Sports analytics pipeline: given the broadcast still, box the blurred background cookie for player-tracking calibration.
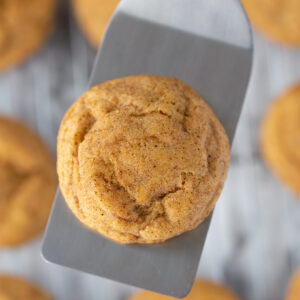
[0,117,56,247]
[71,0,120,48]
[0,0,56,71]
[128,279,240,300]
[286,268,300,300]
[0,275,53,300]
[260,84,300,197]
[241,0,300,46]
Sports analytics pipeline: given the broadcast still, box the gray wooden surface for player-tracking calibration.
[0,1,300,300]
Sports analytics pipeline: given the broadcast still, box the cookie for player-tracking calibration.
[128,279,240,300]
[0,0,56,71]
[286,269,300,300]
[241,0,300,46]
[72,0,120,48]
[0,117,57,246]
[260,84,300,197]
[57,75,230,244]
[0,275,53,300]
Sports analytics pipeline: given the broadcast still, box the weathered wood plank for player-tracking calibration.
[0,2,299,299]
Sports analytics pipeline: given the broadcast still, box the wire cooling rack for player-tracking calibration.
[0,2,300,300]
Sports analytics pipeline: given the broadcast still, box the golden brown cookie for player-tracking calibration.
[57,75,230,244]
[0,117,56,247]
[129,279,240,300]
[0,0,56,71]
[260,84,300,197]
[72,0,120,48]
[0,275,53,300]
[286,269,300,300]
[241,0,300,46]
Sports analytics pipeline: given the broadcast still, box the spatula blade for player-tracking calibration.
[42,1,252,297]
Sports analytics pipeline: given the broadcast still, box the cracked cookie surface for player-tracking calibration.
[0,275,53,300]
[57,75,230,244]
[241,0,300,46]
[260,84,300,197]
[0,117,56,246]
[72,0,119,48]
[128,279,240,300]
[0,0,56,71]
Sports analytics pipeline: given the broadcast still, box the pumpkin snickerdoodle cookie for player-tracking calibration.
[72,0,120,48]
[0,0,56,71]
[128,279,241,300]
[260,84,300,197]
[0,117,56,247]
[57,75,230,244]
[286,269,300,300]
[0,275,53,300]
[241,0,300,46]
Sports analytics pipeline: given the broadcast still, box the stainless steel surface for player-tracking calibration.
[42,0,253,298]
[117,0,251,48]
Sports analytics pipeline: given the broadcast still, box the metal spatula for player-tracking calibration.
[42,0,253,297]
